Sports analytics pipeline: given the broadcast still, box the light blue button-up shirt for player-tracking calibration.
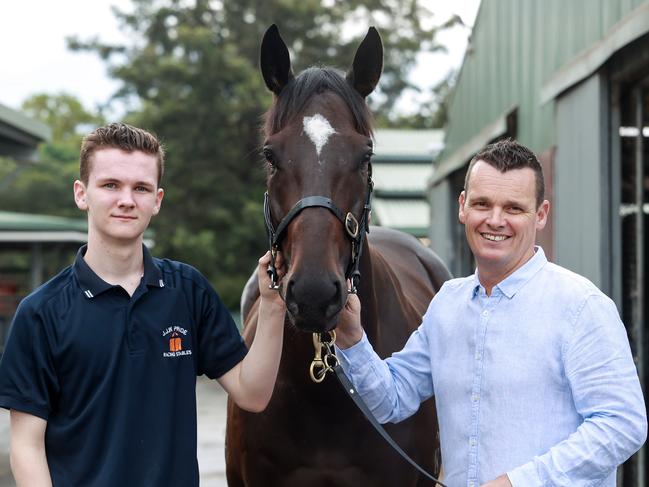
[338,248,647,486]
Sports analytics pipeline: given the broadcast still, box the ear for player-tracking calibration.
[152,188,164,216]
[458,191,467,224]
[260,24,294,95]
[535,199,550,230]
[346,27,383,98]
[74,180,88,211]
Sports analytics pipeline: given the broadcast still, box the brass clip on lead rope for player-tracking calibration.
[309,331,338,383]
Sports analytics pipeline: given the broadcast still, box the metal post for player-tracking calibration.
[30,243,43,290]
[634,86,645,487]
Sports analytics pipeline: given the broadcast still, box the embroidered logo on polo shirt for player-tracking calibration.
[162,326,193,358]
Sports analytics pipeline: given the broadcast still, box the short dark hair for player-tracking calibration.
[79,123,165,185]
[464,138,545,207]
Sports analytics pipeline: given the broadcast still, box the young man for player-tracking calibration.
[0,123,286,486]
[336,139,647,487]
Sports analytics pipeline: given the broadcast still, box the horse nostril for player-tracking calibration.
[333,279,342,300]
[323,279,344,320]
[285,278,299,316]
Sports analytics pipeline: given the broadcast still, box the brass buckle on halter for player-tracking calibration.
[345,212,359,239]
[309,331,338,383]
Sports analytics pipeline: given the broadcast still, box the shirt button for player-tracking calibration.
[475,351,482,360]
[469,482,476,487]
[472,394,480,402]
[469,437,477,446]
[482,310,489,317]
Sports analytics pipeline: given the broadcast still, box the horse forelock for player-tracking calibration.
[263,67,374,137]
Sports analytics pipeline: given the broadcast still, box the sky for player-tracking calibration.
[0,0,480,118]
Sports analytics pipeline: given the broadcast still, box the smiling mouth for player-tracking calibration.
[113,215,137,220]
[481,233,509,242]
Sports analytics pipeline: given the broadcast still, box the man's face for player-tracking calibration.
[458,160,549,282]
[73,148,164,245]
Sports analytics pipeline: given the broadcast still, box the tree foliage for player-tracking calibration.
[65,0,458,307]
[0,93,103,218]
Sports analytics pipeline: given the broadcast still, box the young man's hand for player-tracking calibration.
[335,290,363,349]
[257,250,286,309]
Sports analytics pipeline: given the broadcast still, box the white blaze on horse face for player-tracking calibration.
[303,114,337,159]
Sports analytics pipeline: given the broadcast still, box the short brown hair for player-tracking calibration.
[464,138,545,208]
[79,123,165,185]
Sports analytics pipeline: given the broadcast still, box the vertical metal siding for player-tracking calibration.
[428,180,454,269]
[554,74,607,287]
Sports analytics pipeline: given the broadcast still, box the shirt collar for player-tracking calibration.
[471,246,548,299]
[73,244,165,298]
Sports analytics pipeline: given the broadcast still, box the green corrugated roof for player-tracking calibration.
[374,129,444,161]
[0,103,51,143]
[0,211,87,231]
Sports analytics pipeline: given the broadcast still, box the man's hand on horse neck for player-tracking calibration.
[481,474,513,487]
[336,292,364,349]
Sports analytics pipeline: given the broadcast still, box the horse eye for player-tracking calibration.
[263,147,276,166]
[362,151,373,164]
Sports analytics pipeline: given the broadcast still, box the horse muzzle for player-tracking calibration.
[284,272,346,332]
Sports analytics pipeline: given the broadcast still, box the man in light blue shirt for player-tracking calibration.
[335,139,647,487]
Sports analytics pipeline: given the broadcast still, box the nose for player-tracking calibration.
[285,273,344,332]
[486,207,505,227]
[118,188,136,208]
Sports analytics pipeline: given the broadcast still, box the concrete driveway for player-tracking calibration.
[0,376,230,486]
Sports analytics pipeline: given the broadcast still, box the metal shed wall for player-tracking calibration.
[429,179,454,268]
[443,0,647,157]
[554,74,611,290]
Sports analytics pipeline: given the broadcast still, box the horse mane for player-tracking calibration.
[264,67,374,137]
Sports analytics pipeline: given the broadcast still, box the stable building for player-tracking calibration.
[372,129,443,242]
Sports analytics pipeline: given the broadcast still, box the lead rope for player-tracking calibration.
[311,332,447,487]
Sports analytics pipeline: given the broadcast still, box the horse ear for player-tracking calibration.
[260,24,294,95]
[346,27,383,98]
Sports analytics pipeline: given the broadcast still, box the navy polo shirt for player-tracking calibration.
[0,245,247,486]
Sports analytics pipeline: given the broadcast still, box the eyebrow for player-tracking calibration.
[468,194,528,207]
[95,177,156,188]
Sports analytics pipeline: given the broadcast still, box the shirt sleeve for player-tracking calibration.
[192,273,248,380]
[336,303,435,424]
[507,294,648,487]
[0,299,59,420]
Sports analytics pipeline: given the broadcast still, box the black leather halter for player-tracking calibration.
[263,171,373,294]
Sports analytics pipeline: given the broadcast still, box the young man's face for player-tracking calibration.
[73,148,164,245]
[458,160,549,282]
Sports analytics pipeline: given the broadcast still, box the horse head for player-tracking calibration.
[260,24,383,333]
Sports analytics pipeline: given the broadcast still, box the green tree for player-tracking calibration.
[0,93,103,218]
[68,0,459,307]
[22,93,103,143]
[376,70,458,128]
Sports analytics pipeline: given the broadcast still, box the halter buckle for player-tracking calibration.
[345,212,359,239]
[267,246,281,290]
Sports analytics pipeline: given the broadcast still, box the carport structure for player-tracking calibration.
[0,212,88,351]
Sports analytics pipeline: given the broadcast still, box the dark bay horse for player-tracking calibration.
[226,25,451,486]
